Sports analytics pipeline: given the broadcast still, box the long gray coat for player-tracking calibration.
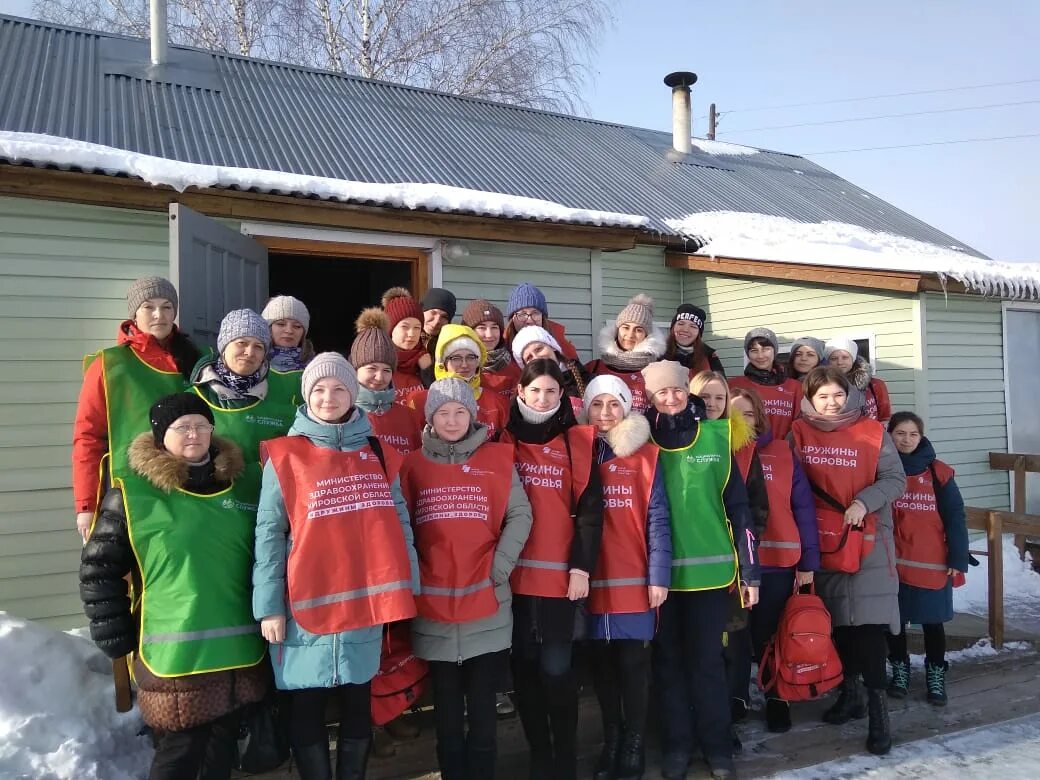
[409,423,533,663]
[794,394,907,632]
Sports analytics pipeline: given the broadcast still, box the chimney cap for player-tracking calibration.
[664,71,698,89]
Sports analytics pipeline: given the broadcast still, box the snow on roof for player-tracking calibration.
[0,131,649,230]
[690,138,760,156]
[667,210,1040,298]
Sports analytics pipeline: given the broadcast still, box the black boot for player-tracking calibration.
[866,689,892,755]
[594,723,622,780]
[925,660,949,706]
[436,741,467,780]
[822,677,867,725]
[513,659,553,779]
[335,738,370,780]
[547,674,579,780]
[293,741,332,780]
[765,697,791,733]
[615,730,644,780]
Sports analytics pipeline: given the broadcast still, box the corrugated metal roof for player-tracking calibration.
[0,14,987,257]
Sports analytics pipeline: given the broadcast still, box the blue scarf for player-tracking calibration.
[268,345,304,371]
[356,386,397,415]
[213,357,267,396]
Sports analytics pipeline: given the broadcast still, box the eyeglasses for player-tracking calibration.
[512,309,542,322]
[446,354,480,368]
[167,424,215,436]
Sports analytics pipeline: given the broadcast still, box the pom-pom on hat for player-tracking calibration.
[350,308,397,370]
[261,295,310,332]
[616,293,655,332]
[382,287,424,329]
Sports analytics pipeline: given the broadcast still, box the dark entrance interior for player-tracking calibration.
[268,253,412,355]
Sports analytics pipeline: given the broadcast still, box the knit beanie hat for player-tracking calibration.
[421,287,457,319]
[217,309,271,354]
[511,325,562,367]
[382,287,424,329]
[743,327,779,355]
[641,360,689,397]
[824,336,859,362]
[127,276,178,318]
[149,392,213,447]
[261,295,310,333]
[583,375,633,418]
[425,377,478,421]
[302,352,358,403]
[616,294,655,332]
[462,298,505,330]
[507,282,548,318]
[437,324,485,364]
[791,336,826,362]
[350,308,397,370]
[672,303,706,332]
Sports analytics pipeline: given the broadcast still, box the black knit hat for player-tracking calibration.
[150,392,214,446]
[671,303,706,332]
[421,287,457,319]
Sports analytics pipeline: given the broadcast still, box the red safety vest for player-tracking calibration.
[757,439,802,569]
[400,443,514,623]
[588,443,658,615]
[481,363,521,401]
[586,361,652,414]
[407,387,510,441]
[393,370,424,404]
[892,461,955,589]
[730,377,802,439]
[512,425,596,598]
[261,437,416,634]
[367,405,421,455]
[734,441,755,482]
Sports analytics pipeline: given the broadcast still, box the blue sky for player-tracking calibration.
[2,0,1036,261]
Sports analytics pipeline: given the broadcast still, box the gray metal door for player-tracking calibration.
[169,203,269,349]
[1004,306,1040,512]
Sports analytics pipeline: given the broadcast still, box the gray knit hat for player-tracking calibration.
[424,377,477,421]
[127,276,178,317]
[616,293,655,332]
[217,309,271,354]
[261,295,310,333]
[744,327,779,355]
[791,336,826,362]
[302,352,358,403]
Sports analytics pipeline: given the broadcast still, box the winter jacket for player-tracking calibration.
[190,355,272,407]
[847,357,893,423]
[586,414,672,641]
[507,397,605,644]
[667,340,725,376]
[757,429,821,574]
[790,391,906,631]
[589,323,668,374]
[895,437,970,625]
[79,434,267,731]
[408,423,533,663]
[645,399,760,587]
[72,321,199,513]
[252,406,421,690]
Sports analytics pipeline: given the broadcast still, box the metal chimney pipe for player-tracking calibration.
[664,71,698,154]
[150,0,168,65]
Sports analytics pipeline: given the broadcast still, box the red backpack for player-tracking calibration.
[370,623,429,726]
[758,584,843,701]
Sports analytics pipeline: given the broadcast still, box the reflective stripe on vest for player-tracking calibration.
[400,443,513,623]
[263,436,416,634]
[123,466,265,677]
[729,377,801,440]
[758,439,803,569]
[892,461,954,589]
[653,419,738,591]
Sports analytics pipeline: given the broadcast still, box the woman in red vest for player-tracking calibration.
[824,337,892,423]
[586,294,667,414]
[462,298,520,401]
[885,412,970,707]
[730,387,819,733]
[789,366,906,756]
[787,336,825,382]
[400,378,533,779]
[507,358,603,780]
[581,375,671,780]
[663,304,725,377]
[729,327,803,439]
[382,287,432,403]
[254,353,420,780]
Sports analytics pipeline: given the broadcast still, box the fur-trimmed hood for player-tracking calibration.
[127,433,245,492]
[601,413,652,458]
[597,323,667,371]
[847,356,873,391]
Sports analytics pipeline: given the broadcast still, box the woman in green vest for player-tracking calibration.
[80,392,268,780]
[641,360,759,780]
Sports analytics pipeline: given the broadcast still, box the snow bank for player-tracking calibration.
[0,612,152,780]
[690,138,760,156]
[667,210,1040,298]
[909,637,1032,668]
[0,131,648,229]
[954,535,1040,621]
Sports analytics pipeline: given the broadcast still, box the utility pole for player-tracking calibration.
[708,103,718,140]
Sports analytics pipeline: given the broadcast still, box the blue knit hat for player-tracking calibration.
[218,309,271,354]
[507,283,548,319]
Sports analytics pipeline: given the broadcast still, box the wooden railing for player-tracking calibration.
[987,452,1040,556]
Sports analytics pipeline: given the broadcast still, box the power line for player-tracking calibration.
[719,98,1040,135]
[801,132,1040,156]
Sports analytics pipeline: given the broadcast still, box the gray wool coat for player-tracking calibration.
[409,423,533,663]
[793,392,907,632]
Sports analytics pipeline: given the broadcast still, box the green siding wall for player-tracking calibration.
[599,245,680,330]
[923,293,1008,508]
[0,196,169,628]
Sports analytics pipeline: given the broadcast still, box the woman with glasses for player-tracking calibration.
[504,283,579,362]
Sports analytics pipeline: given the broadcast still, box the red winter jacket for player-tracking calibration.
[547,320,579,361]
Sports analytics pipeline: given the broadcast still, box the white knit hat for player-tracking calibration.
[511,325,562,367]
[583,375,633,418]
[439,335,483,361]
[262,295,311,333]
[824,336,859,362]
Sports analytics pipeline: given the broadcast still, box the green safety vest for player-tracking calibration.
[653,419,738,591]
[122,468,265,677]
[85,345,189,487]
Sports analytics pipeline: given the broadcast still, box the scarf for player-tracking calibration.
[213,357,267,396]
[268,345,304,372]
[517,396,561,425]
[356,386,397,415]
[743,363,787,387]
[797,390,864,433]
[395,345,426,374]
[485,345,513,373]
[598,326,667,373]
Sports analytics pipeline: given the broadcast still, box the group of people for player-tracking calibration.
[74,277,969,780]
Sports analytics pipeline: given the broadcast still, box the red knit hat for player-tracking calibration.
[381,286,423,328]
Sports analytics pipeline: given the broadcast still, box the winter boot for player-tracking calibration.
[707,755,737,779]
[594,723,622,780]
[335,737,370,780]
[765,697,791,733]
[513,660,553,779]
[822,677,867,725]
[293,741,332,780]
[615,730,645,780]
[887,658,910,699]
[370,727,396,758]
[925,660,949,706]
[384,714,420,740]
[866,689,892,755]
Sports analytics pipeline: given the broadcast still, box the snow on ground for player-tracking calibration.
[909,637,1033,668]
[0,131,649,229]
[0,612,152,780]
[775,712,1040,779]
[954,536,1040,632]
[691,138,761,156]
[667,210,1040,298]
